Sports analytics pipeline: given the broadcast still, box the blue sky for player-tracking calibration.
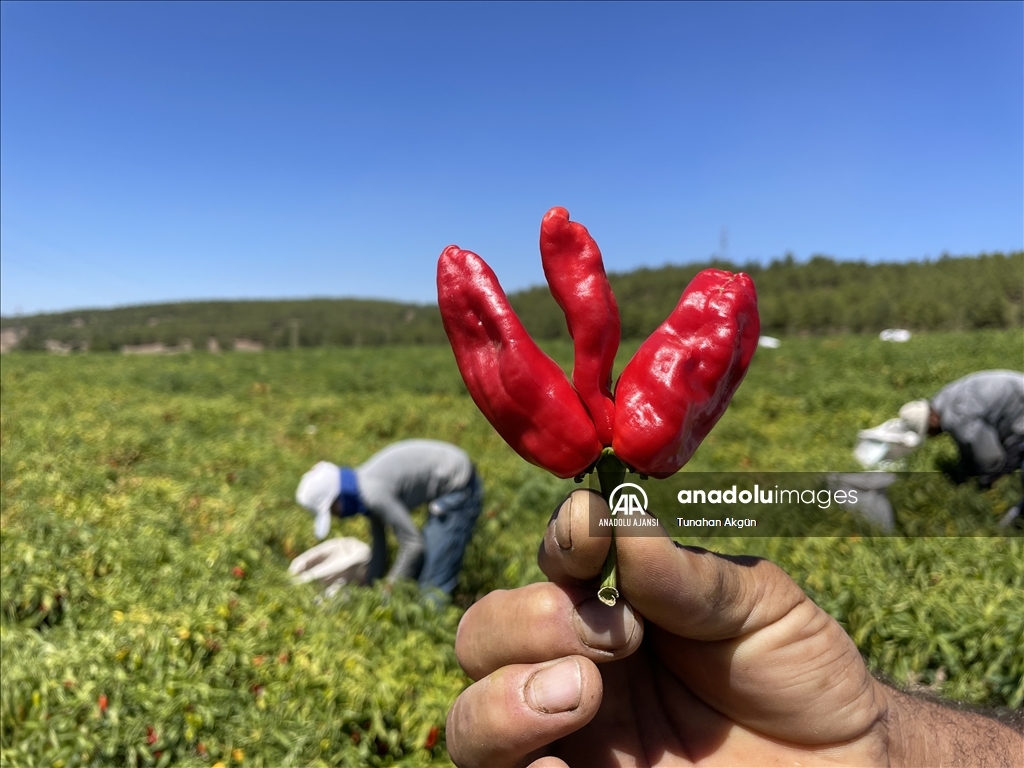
[2,1,1021,315]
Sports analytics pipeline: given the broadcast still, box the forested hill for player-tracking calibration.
[2,252,1020,352]
[516,251,1023,340]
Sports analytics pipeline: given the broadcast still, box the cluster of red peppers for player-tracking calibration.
[437,206,760,482]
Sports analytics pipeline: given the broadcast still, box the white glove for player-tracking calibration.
[288,537,371,592]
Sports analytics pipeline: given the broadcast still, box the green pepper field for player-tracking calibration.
[2,331,1022,766]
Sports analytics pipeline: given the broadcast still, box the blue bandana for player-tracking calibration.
[336,467,366,518]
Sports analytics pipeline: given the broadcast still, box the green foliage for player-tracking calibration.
[3,253,1021,353]
[2,331,1022,765]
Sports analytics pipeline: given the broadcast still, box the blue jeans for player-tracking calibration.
[419,473,483,596]
[1018,439,1024,516]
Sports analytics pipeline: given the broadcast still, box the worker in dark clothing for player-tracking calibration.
[900,370,1024,527]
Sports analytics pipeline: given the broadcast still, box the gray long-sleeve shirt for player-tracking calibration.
[931,370,1024,475]
[355,440,474,582]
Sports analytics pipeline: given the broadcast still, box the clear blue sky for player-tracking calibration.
[2,1,1021,315]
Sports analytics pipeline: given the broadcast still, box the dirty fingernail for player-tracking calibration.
[554,498,573,550]
[526,658,581,714]
[573,598,637,651]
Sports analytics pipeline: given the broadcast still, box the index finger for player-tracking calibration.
[537,490,611,584]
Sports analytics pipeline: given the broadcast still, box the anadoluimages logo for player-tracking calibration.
[609,483,649,516]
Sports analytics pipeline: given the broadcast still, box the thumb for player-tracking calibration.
[615,534,881,747]
[616,534,804,641]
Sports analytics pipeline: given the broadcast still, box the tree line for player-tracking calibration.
[1,299,447,352]
[511,251,1022,339]
[2,252,1020,352]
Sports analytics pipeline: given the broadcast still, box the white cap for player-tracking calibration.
[296,461,340,540]
[898,400,930,439]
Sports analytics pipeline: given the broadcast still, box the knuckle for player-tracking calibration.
[529,588,565,626]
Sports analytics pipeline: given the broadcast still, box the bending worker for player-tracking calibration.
[899,369,1024,525]
[295,439,482,595]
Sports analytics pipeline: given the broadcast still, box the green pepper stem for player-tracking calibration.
[594,450,626,606]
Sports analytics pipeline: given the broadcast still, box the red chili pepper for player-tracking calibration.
[613,268,759,477]
[98,694,108,714]
[424,725,439,749]
[146,725,158,745]
[539,207,619,446]
[438,245,603,478]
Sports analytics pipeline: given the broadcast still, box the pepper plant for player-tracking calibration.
[2,334,1021,764]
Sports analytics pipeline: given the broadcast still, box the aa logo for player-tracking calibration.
[609,483,648,516]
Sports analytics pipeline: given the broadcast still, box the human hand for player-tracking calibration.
[288,537,371,592]
[446,489,891,767]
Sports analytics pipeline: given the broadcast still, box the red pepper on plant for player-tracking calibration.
[437,207,759,602]
[424,725,439,749]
